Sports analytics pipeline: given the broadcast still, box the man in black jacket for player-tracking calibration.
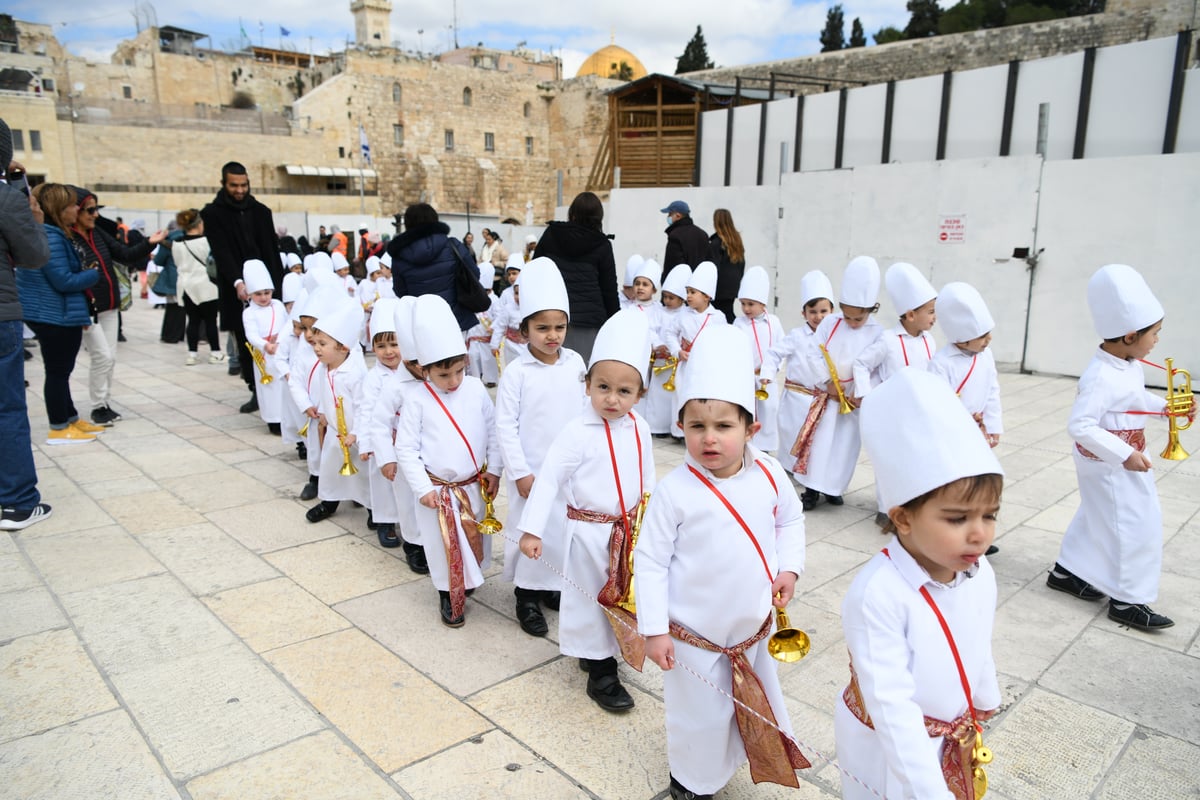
[660,200,709,285]
[201,162,281,411]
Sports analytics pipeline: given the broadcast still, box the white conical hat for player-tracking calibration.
[635,259,661,289]
[687,261,717,298]
[938,282,995,343]
[365,255,382,275]
[370,296,399,336]
[395,295,418,359]
[310,252,334,274]
[624,254,645,287]
[862,368,1003,511]
[1087,264,1164,340]
[662,264,691,299]
[331,251,350,270]
[589,308,652,386]
[413,294,467,365]
[303,286,350,323]
[841,256,880,307]
[242,260,273,295]
[505,252,525,271]
[885,262,937,316]
[314,299,364,348]
[380,252,392,268]
[680,324,755,416]
[303,266,339,293]
[286,252,302,269]
[738,266,771,306]
[800,270,834,306]
[281,271,302,304]
[302,253,322,274]
[518,256,569,320]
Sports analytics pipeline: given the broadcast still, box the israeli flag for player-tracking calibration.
[359,124,371,165]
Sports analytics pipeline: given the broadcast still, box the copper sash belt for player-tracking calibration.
[1076,429,1145,461]
[504,327,527,344]
[669,614,811,787]
[465,335,490,344]
[428,470,483,620]
[566,504,646,670]
[788,387,831,475]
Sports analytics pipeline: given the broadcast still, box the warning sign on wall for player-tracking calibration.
[938,214,966,244]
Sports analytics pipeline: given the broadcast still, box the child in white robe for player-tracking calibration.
[630,258,669,434]
[837,368,1004,800]
[1047,264,1193,631]
[663,261,727,440]
[490,257,527,369]
[619,253,643,310]
[465,263,499,386]
[277,305,307,460]
[304,300,370,523]
[354,298,405,548]
[928,283,1002,448]
[396,295,501,628]
[519,309,656,712]
[331,251,358,298]
[648,263,690,436]
[241,259,287,434]
[290,286,342,501]
[495,258,587,637]
[636,324,810,799]
[733,266,785,453]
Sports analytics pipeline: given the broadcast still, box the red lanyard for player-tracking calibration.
[306,360,320,392]
[956,354,978,395]
[326,366,341,410]
[602,414,644,529]
[266,304,276,339]
[825,317,842,347]
[899,334,932,367]
[424,382,480,472]
[684,313,713,352]
[688,460,777,584]
[750,317,772,362]
[883,548,981,734]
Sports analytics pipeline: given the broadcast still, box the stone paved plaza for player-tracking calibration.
[3,304,1199,800]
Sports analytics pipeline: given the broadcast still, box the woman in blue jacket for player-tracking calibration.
[18,184,101,445]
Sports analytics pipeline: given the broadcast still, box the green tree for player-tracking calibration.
[904,0,943,38]
[873,25,905,44]
[849,17,867,47]
[819,4,846,52]
[675,25,715,74]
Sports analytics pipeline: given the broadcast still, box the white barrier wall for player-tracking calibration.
[1085,37,1177,159]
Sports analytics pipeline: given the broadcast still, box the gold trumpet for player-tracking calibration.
[334,397,358,476]
[244,342,273,385]
[755,382,770,401]
[617,492,651,616]
[477,464,503,535]
[651,355,678,375]
[768,598,811,663]
[819,344,853,415]
[662,357,680,392]
[298,419,309,437]
[1161,357,1192,460]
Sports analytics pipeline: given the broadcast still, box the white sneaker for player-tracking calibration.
[208,352,226,364]
[186,353,199,366]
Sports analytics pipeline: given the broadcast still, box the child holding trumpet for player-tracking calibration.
[241,259,287,435]
[733,265,784,453]
[663,261,727,439]
[630,259,670,435]
[1047,264,1195,631]
[647,263,690,437]
[635,324,810,800]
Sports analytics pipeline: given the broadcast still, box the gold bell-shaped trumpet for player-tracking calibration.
[662,358,680,392]
[334,397,358,476]
[755,383,770,401]
[1161,357,1192,461]
[477,466,503,535]
[767,599,811,663]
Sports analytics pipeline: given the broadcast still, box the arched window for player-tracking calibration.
[523,101,531,118]
[462,87,472,106]
[392,82,401,104]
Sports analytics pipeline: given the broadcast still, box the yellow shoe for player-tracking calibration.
[46,427,96,445]
[71,419,106,434]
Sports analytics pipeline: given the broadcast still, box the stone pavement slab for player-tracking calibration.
[204,577,351,653]
[140,522,280,596]
[21,525,164,593]
[0,586,66,643]
[205,497,344,553]
[1096,728,1200,800]
[263,534,411,605]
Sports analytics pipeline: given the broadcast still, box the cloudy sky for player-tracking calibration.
[12,0,915,75]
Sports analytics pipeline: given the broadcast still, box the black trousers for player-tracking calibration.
[25,321,83,427]
[183,295,220,352]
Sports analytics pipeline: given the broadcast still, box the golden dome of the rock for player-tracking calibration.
[575,43,647,81]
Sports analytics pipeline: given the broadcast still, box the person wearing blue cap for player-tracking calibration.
[660,200,709,285]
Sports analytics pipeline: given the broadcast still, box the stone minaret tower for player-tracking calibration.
[350,0,392,47]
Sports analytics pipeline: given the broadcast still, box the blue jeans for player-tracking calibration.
[0,319,40,510]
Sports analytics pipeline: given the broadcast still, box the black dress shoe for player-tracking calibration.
[239,394,259,414]
[669,774,713,800]
[540,590,561,611]
[299,477,318,501]
[305,500,338,523]
[1108,601,1174,631]
[228,365,240,376]
[296,442,307,460]
[800,488,818,511]
[1046,564,1105,601]
[586,672,635,712]
[366,510,376,530]
[376,524,400,548]
[823,494,844,505]
[439,591,465,627]
[403,541,429,574]
[267,422,281,435]
[874,511,890,528]
[515,589,549,637]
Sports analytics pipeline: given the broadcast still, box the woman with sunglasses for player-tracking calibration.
[68,187,164,425]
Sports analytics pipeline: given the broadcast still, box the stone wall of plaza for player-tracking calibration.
[684,0,1197,92]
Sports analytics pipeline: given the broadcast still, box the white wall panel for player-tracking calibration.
[944,63,1009,160]
[729,104,763,186]
[1177,69,1200,154]
[842,83,887,169]
[799,91,840,173]
[1009,52,1083,160]
[890,74,943,164]
[698,108,726,187]
[1086,37,1177,158]
[762,97,800,186]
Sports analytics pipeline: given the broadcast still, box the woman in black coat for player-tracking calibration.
[387,203,478,331]
[708,208,746,324]
[532,192,619,361]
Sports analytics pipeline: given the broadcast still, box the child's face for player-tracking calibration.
[1118,321,1162,360]
[373,337,401,369]
[686,287,711,311]
[512,285,521,305]
[682,400,759,479]
[892,484,999,583]
[525,310,567,364]
[290,264,304,274]
[426,360,466,392]
[904,299,937,333]
[336,267,350,277]
[380,266,391,279]
[251,289,273,307]
[804,298,833,330]
[312,330,348,365]
[840,303,872,330]
[740,299,766,318]
[633,277,656,302]
[292,320,303,338]
[506,269,520,285]
[661,291,684,310]
[300,316,316,345]
[369,270,383,281]
[586,360,643,421]
[956,331,993,354]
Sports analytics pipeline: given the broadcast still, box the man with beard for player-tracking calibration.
[201,162,281,412]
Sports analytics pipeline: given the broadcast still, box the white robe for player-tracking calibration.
[634,449,806,795]
[313,349,370,506]
[642,303,679,435]
[354,362,402,524]
[288,340,323,477]
[735,312,785,452]
[243,300,288,423]
[664,305,727,438]
[836,539,1000,800]
[465,302,499,384]
[1056,348,1166,603]
[761,324,822,473]
[495,347,588,589]
[276,329,306,445]
[851,326,937,397]
[797,314,882,495]
[396,376,501,592]
[520,407,655,659]
[369,369,422,544]
[489,289,527,368]
[928,345,1003,434]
